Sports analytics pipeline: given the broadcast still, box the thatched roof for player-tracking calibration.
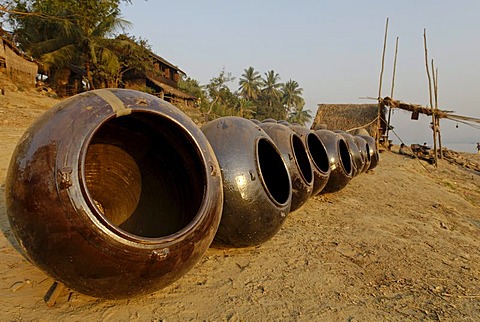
[146,76,194,99]
[311,103,386,137]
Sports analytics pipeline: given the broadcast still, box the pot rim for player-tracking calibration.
[77,108,215,246]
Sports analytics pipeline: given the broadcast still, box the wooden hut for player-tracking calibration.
[123,51,195,107]
[311,103,386,137]
[0,32,38,86]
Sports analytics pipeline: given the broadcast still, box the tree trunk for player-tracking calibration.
[85,59,95,90]
[205,95,219,122]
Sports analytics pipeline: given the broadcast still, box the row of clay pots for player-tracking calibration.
[5,89,378,300]
[201,116,379,250]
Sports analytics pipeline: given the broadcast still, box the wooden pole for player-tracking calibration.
[423,29,437,167]
[377,17,389,147]
[386,36,399,141]
[432,62,443,159]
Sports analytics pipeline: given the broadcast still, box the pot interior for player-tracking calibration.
[291,134,313,184]
[83,112,206,238]
[338,138,353,176]
[306,133,330,173]
[257,138,290,205]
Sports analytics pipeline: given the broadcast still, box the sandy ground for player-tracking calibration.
[1,83,479,321]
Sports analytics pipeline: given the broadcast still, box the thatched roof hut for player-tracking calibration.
[311,103,386,137]
[1,34,38,86]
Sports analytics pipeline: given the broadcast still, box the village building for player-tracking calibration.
[122,51,195,107]
[1,28,194,107]
[0,30,38,87]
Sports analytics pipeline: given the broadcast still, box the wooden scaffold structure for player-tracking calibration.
[375,19,480,168]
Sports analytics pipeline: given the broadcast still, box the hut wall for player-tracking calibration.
[146,70,177,88]
[1,39,38,86]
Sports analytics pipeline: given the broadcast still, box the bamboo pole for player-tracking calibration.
[432,62,443,159]
[377,18,389,147]
[423,29,437,167]
[386,36,399,141]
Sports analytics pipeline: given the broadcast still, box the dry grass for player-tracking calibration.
[311,103,386,136]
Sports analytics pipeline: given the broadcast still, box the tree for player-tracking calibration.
[288,103,312,126]
[98,34,151,88]
[203,68,238,121]
[178,74,206,109]
[262,70,282,101]
[281,79,304,119]
[238,98,256,119]
[8,0,130,92]
[260,70,283,118]
[238,66,262,101]
[178,74,205,99]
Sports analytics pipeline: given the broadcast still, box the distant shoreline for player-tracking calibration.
[443,142,479,154]
[391,140,478,153]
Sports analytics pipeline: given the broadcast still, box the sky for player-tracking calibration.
[120,0,480,152]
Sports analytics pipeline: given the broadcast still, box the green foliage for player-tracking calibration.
[97,34,152,87]
[238,66,262,101]
[202,68,238,118]
[6,1,307,118]
[238,98,256,119]
[197,67,306,122]
[288,103,312,126]
[8,0,131,92]
[282,79,304,117]
[178,74,204,99]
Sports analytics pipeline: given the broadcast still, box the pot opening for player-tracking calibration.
[338,138,353,176]
[365,143,372,162]
[257,138,290,205]
[306,133,330,173]
[83,112,206,238]
[291,134,313,184]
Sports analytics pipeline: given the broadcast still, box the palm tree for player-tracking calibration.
[288,103,312,126]
[42,8,130,89]
[282,79,304,117]
[238,98,256,119]
[261,70,282,113]
[12,1,130,91]
[238,66,262,101]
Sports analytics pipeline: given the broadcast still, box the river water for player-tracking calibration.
[443,142,479,154]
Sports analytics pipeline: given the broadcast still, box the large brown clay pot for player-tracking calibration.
[260,123,313,212]
[290,125,330,196]
[314,130,353,193]
[201,117,292,247]
[6,89,223,299]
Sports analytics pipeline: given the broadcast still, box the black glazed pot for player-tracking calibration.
[260,123,314,212]
[201,116,292,247]
[314,130,353,193]
[277,120,292,126]
[334,131,365,177]
[290,125,331,196]
[262,118,277,123]
[6,89,223,299]
[357,134,379,170]
[353,135,372,173]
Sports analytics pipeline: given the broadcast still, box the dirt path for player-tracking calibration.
[0,87,479,321]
